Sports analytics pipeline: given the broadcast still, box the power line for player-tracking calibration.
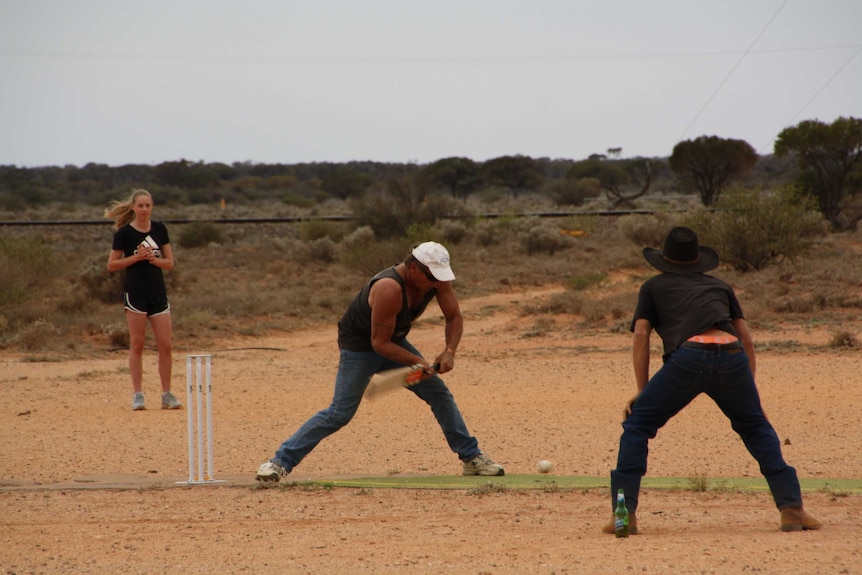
[4,44,861,65]
[785,46,862,125]
[758,45,862,153]
[674,0,789,148]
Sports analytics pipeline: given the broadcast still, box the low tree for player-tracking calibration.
[320,169,374,200]
[774,116,862,231]
[547,177,601,207]
[349,175,449,240]
[482,155,543,198]
[567,158,656,208]
[421,157,481,201]
[154,159,221,190]
[669,136,758,205]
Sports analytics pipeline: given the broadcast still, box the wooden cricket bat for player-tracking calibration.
[363,363,439,401]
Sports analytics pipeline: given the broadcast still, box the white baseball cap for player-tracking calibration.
[412,241,455,282]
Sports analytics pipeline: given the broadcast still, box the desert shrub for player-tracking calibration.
[474,219,503,247]
[567,272,606,291]
[829,330,860,349]
[0,236,59,307]
[437,219,470,244]
[106,324,130,348]
[280,190,316,208]
[13,318,60,351]
[78,255,124,304]
[297,219,349,243]
[520,291,584,315]
[305,237,338,263]
[350,191,406,239]
[55,289,91,314]
[405,223,442,246]
[684,186,824,271]
[515,218,572,255]
[178,222,226,248]
[559,214,602,236]
[339,236,406,277]
[618,212,679,248]
[341,225,375,249]
[579,292,633,326]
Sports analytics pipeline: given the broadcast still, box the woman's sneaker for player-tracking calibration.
[132,392,145,411]
[161,392,182,410]
[256,460,288,482]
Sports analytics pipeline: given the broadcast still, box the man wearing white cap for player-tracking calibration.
[256,241,504,481]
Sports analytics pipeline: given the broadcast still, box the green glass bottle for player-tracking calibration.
[614,489,629,538]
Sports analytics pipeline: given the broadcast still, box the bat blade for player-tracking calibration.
[363,364,424,401]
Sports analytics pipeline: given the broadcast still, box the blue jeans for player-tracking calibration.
[273,339,480,472]
[611,345,802,512]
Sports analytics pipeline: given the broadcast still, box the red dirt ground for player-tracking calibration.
[2,288,860,574]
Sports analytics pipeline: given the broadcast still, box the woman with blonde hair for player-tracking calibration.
[106,189,181,411]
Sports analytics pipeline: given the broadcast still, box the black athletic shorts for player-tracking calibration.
[124,292,171,317]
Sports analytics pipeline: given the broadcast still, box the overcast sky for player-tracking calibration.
[2,0,860,168]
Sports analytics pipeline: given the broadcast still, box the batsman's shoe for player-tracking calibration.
[462,452,505,476]
[780,506,823,532]
[161,391,183,410]
[132,392,146,411]
[601,512,639,535]
[256,460,288,482]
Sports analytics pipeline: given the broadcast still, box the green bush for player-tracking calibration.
[405,223,441,246]
[547,177,601,207]
[178,222,226,248]
[685,186,824,271]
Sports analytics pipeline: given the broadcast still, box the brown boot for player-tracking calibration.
[601,511,638,535]
[780,506,823,532]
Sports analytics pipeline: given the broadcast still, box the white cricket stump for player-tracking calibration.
[176,354,225,485]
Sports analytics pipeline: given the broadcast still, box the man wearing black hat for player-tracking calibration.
[603,227,822,534]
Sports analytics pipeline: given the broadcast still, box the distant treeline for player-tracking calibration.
[0,153,797,211]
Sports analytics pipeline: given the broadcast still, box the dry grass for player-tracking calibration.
[1,198,861,355]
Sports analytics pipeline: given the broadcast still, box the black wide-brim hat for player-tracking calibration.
[643,226,719,273]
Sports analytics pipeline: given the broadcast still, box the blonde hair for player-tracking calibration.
[105,188,152,230]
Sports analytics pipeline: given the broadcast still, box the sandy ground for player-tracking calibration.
[2,287,861,574]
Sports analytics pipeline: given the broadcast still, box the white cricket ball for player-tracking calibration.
[537,460,553,474]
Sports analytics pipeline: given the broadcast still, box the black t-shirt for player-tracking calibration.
[337,266,436,352]
[630,272,744,355]
[111,221,170,295]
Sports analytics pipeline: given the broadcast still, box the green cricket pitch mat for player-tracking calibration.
[302,474,862,494]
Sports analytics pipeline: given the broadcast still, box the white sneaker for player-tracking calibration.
[132,392,145,411]
[256,460,288,482]
[462,452,505,476]
[161,391,182,410]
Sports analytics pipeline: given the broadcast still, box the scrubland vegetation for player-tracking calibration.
[1,188,860,356]
[3,116,861,353]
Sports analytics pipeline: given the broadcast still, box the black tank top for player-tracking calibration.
[337,267,437,352]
